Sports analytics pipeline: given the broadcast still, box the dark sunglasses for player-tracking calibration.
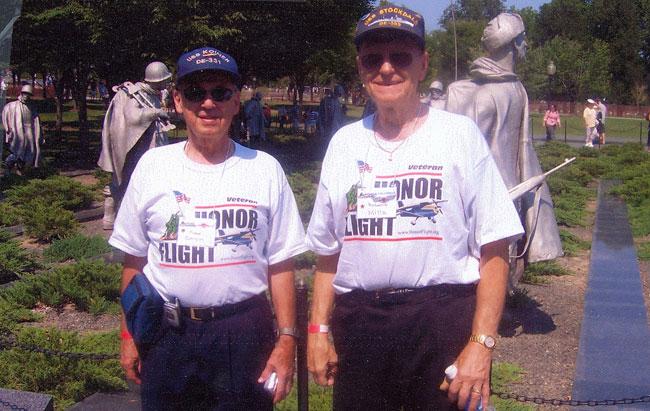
[182,86,234,103]
[360,52,414,71]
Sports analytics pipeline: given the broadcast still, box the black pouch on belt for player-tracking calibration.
[120,273,164,345]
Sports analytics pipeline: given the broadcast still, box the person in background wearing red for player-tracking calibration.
[543,104,561,141]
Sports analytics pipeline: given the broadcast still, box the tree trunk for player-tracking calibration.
[74,68,90,152]
[53,70,65,141]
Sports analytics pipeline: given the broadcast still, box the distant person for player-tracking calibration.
[97,61,173,230]
[244,92,266,143]
[583,98,598,147]
[596,97,606,145]
[305,109,318,135]
[543,104,561,141]
[318,87,345,140]
[98,80,110,109]
[0,76,7,101]
[1,84,42,174]
[277,106,289,129]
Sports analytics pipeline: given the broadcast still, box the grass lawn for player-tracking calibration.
[529,113,647,144]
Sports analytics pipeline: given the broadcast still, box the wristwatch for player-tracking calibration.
[469,334,496,350]
[277,327,298,338]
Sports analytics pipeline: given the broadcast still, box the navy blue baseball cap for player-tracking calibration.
[176,47,240,85]
[355,3,425,49]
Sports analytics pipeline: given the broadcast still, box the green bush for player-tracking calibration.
[0,259,121,314]
[559,229,591,256]
[4,175,97,211]
[44,234,112,263]
[491,362,533,411]
[276,383,333,411]
[93,169,112,188]
[288,165,320,223]
[627,201,650,237]
[523,260,571,285]
[20,200,79,242]
[638,242,650,261]
[0,202,21,227]
[0,327,125,410]
[294,250,317,270]
[0,229,41,284]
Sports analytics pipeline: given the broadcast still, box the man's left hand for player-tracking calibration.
[258,335,296,404]
[446,342,493,411]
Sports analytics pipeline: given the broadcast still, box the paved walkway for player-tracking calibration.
[572,180,650,410]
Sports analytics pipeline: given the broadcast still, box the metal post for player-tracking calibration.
[296,278,309,411]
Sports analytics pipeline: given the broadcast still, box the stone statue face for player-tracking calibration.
[481,13,525,53]
[149,78,171,91]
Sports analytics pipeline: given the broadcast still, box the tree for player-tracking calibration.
[518,36,611,102]
[428,19,486,84]
[534,0,590,45]
[439,0,505,26]
[589,0,644,103]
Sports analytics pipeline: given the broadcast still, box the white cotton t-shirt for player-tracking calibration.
[109,141,308,306]
[306,107,524,294]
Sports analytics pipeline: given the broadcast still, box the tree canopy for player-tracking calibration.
[427,0,650,104]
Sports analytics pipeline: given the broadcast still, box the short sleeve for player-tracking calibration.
[265,165,308,265]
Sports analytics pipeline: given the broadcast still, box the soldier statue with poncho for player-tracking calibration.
[97,61,174,229]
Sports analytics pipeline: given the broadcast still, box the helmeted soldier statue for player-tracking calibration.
[443,13,563,289]
[97,61,174,229]
[422,79,444,105]
[2,84,42,174]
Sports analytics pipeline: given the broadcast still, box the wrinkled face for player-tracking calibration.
[356,37,428,109]
[173,72,240,141]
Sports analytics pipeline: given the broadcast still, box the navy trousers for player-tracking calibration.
[139,294,275,411]
[331,285,477,411]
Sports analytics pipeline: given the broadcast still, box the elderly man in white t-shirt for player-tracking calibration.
[305,4,523,411]
[110,47,307,410]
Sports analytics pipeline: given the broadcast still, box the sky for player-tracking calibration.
[385,0,551,30]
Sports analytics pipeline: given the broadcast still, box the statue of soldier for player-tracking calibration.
[2,84,42,174]
[443,13,563,289]
[97,61,174,230]
[422,79,444,105]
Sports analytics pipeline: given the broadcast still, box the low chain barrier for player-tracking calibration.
[0,331,119,361]
[2,326,650,408]
[492,391,650,407]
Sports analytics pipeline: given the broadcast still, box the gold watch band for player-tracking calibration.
[469,334,496,350]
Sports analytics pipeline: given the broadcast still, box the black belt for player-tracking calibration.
[341,284,477,305]
[180,293,265,321]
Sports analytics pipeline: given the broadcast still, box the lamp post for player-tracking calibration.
[546,60,556,102]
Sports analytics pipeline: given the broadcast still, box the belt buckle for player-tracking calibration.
[189,307,200,321]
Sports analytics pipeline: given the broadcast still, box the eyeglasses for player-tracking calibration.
[360,52,414,71]
[181,86,234,103]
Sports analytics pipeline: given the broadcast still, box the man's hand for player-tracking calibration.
[445,343,492,411]
[120,337,141,385]
[307,332,338,386]
[258,335,296,404]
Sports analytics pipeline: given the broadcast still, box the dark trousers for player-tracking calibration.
[331,285,477,411]
[139,294,274,411]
